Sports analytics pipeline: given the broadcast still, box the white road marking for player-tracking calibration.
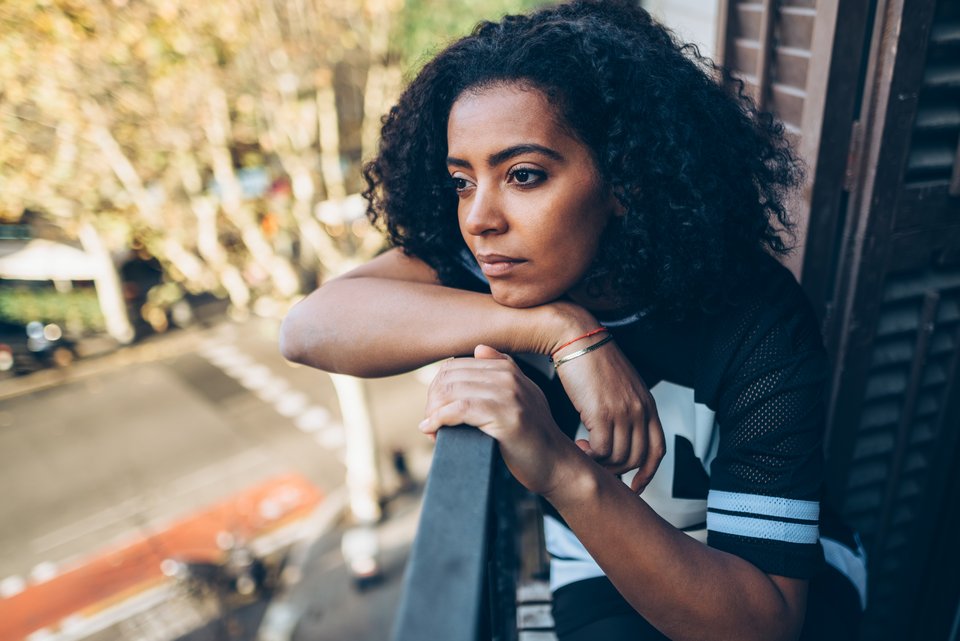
[256,378,290,402]
[0,574,26,598]
[222,361,254,379]
[259,499,282,521]
[238,365,273,390]
[275,391,309,417]
[294,406,331,433]
[59,615,84,633]
[202,343,342,454]
[37,583,179,641]
[315,424,345,449]
[199,343,235,359]
[30,562,58,584]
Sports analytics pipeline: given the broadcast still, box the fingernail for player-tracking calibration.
[418,419,429,432]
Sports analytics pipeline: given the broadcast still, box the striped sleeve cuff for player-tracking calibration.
[706,490,822,578]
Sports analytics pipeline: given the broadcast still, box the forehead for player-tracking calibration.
[446,85,577,156]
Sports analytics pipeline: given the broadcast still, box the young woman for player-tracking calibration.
[280,2,866,639]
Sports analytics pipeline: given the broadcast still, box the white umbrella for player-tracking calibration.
[0,239,101,281]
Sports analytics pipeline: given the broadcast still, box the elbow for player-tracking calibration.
[278,301,361,375]
[279,300,326,367]
[278,311,306,365]
[753,601,806,641]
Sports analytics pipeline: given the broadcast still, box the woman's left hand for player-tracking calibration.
[553,338,665,493]
[419,344,578,496]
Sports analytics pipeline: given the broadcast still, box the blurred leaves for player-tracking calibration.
[0,0,544,319]
[397,0,545,72]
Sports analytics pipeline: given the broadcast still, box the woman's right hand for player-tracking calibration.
[548,303,665,493]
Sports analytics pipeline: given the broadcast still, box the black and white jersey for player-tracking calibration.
[451,252,828,588]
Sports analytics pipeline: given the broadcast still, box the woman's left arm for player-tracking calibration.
[421,345,808,641]
[544,446,808,641]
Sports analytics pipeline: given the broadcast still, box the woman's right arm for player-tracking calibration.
[281,247,664,489]
[279,248,595,377]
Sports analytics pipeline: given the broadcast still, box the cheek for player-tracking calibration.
[554,197,611,263]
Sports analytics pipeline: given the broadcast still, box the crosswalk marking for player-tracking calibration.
[200,341,346,454]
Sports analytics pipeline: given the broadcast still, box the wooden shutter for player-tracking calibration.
[715,0,873,285]
[821,0,960,639]
[719,1,960,639]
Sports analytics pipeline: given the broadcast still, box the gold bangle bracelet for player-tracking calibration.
[551,334,614,369]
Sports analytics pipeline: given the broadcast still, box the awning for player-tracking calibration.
[0,239,101,281]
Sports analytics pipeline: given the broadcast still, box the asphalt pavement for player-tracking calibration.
[0,315,435,641]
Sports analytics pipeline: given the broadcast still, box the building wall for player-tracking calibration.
[642,0,720,60]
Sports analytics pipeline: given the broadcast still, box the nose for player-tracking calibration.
[462,187,507,237]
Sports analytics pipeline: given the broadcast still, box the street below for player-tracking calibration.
[0,317,433,641]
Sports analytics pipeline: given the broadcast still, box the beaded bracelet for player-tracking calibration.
[551,334,614,369]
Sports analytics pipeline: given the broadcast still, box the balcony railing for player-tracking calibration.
[390,426,523,641]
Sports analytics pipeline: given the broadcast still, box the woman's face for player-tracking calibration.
[446,83,618,309]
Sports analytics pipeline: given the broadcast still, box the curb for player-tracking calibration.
[0,326,215,402]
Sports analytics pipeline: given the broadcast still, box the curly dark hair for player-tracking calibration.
[363,0,801,318]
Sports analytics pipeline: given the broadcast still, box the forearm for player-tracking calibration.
[544,448,805,641]
[280,276,594,376]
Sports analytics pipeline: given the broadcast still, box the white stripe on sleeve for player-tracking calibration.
[707,511,819,544]
[708,490,819,522]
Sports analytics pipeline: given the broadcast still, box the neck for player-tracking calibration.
[566,282,625,313]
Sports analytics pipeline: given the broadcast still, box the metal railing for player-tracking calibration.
[391,426,520,641]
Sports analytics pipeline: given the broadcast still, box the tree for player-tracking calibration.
[0,0,546,526]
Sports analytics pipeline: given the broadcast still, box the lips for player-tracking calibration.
[476,253,526,277]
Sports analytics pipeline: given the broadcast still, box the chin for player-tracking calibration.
[490,286,554,309]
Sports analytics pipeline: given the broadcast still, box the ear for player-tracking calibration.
[613,197,627,217]
[607,188,627,218]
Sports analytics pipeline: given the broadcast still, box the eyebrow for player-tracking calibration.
[446,144,565,169]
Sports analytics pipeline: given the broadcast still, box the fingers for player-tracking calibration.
[585,415,634,471]
[422,350,532,438]
[425,374,506,417]
[607,421,633,469]
[630,415,666,493]
[578,404,665,493]
[575,438,592,455]
[623,412,651,473]
[474,344,511,361]
[585,423,613,460]
[425,356,516,415]
[419,397,492,436]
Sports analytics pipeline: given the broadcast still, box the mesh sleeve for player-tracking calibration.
[703,287,827,578]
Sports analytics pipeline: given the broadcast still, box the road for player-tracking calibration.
[0,316,433,640]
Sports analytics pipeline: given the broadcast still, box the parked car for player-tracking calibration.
[0,320,76,377]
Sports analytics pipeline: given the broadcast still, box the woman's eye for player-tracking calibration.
[508,167,545,187]
[451,177,471,192]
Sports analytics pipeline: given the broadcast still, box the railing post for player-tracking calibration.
[391,426,497,641]
[488,458,521,641]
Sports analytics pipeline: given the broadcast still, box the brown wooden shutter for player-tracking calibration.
[715,0,872,283]
[719,1,960,639]
[820,0,960,639]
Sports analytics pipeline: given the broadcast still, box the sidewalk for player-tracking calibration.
[256,485,424,641]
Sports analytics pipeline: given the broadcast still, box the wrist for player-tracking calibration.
[541,441,600,509]
[541,301,600,356]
